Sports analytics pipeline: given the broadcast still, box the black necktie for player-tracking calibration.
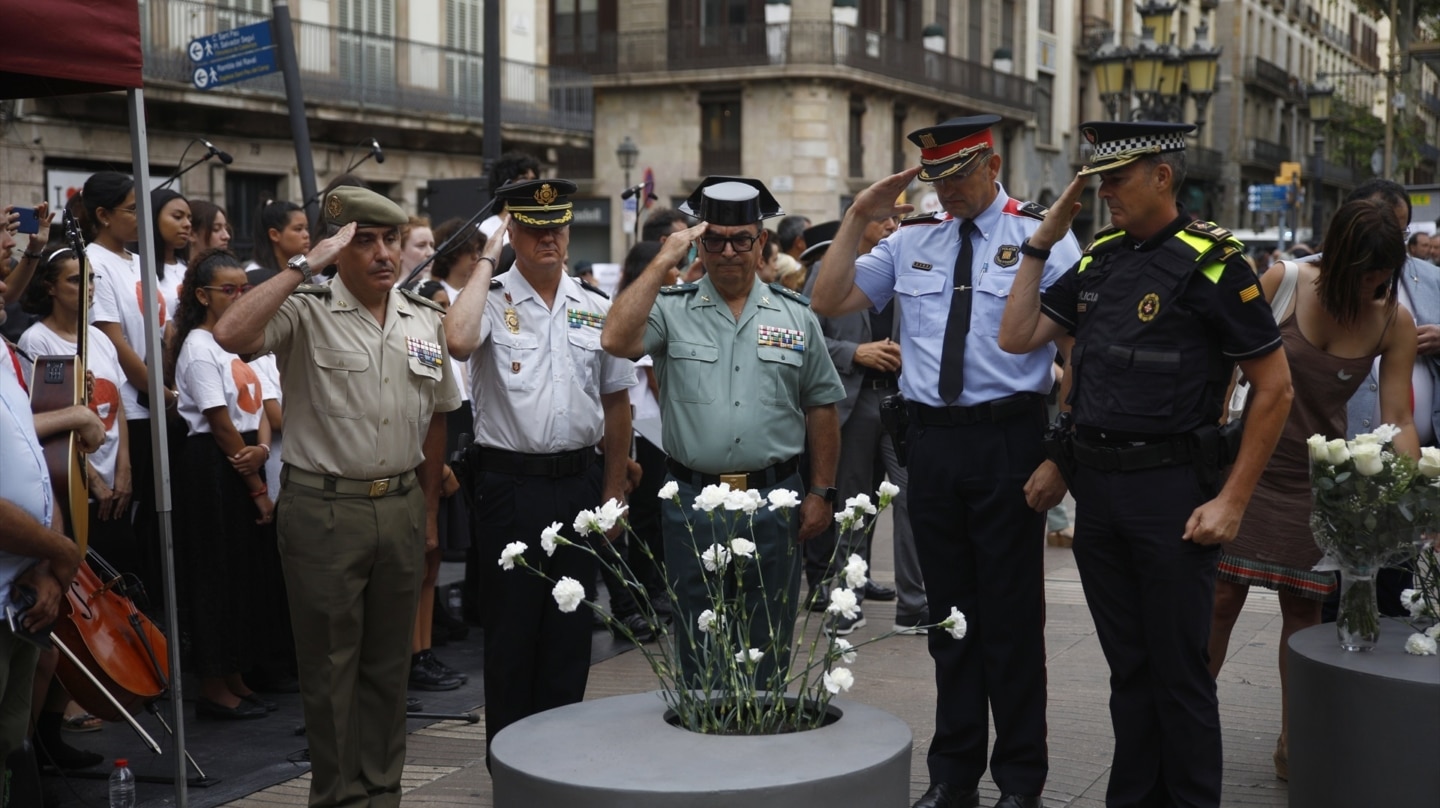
[938,220,977,404]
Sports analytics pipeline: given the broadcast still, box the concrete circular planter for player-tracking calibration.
[491,691,913,807]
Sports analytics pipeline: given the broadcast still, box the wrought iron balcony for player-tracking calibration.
[1245,57,1295,98]
[562,22,1035,116]
[1248,138,1292,165]
[139,0,593,132]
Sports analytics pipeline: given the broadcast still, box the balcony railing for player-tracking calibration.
[1249,138,1292,165]
[1422,92,1440,117]
[563,22,1034,115]
[1245,57,1295,98]
[139,0,593,132]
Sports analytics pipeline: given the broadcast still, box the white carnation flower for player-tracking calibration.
[700,543,732,572]
[573,509,597,536]
[1427,624,1440,641]
[1307,434,1330,464]
[658,480,680,500]
[697,609,721,633]
[766,488,802,511]
[730,538,758,558]
[693,483,731,512]
[826,587,861,620]
[734,648,763,664]
[834,638,857,663]
[842,554,869,590]
[845,493,878,516]
[498,541,527,570]
[1419,447,1440,479]
[723,488,762,514]
[823,667,855,694]
[1350,443,1383,476]
[1403,632,1437,656]
[551,576,586,613]
[540,522,565,556]
[1400,588,1426,619]
[877,480,900,507]
[595,498,629,532]
[1326,438,1351,465]
[1370,424,1402,444]
[941,606,968,640]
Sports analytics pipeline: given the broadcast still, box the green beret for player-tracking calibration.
[323,186,407,228]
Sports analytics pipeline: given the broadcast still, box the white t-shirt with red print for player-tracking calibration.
[17,323,126,488]
[176,329,265,436]
[88,243,167,420]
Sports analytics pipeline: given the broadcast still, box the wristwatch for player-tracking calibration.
[1019,239,1052,260]
[808,485,838,504]
[287,253,313,283]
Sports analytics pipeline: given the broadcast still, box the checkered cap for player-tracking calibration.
[1078,121,1195,176]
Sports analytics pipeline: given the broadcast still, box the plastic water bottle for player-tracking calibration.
[447,585,463,618]
[109,758,136,808]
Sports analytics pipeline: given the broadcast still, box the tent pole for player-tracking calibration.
[128,86,189,808]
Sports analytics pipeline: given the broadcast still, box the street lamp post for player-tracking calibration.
[616,135,640,249]
[1307,78,1335,247]
[1083,3,1221,132]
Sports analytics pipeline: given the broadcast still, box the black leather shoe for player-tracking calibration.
[409,653,463,691]
[241,692,278,712]
[614,613,657,643]
[195,697,268,721]
[994,796,1043,808]
[806,589,830,613]
[912,783,980,808]
[406,696,424,713]
[863,580,897,601]
[419,649,468,684]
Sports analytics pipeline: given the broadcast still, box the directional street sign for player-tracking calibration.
[191,48,279,90]
[1247,184,1291,213]
[189,20,278,91]
[188,20,273,64]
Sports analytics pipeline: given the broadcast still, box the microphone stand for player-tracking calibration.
[158,148,221,191]
[300,144,382,210]
[399,197,499,291]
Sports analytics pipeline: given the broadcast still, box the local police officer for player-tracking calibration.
[215,187,462,808]
[812,115,1081,808]
[442,179,636,762]
[997,121,1293,808]
[602,177,845,688]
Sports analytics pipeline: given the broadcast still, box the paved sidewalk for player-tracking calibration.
[222,516,1291,807]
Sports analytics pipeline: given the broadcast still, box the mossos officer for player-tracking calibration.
[812,115,1081,808]
[997,121,1292,808]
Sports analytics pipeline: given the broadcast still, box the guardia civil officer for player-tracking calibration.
[811,115,1082,808]
[214,187,462,808]
[996,121,1293,808]
[442,179,636,762]
[602,177,845,688]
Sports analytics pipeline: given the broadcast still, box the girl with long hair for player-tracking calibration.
[188,200,232,254]
[246,200,309,284]
[150,188,192,319]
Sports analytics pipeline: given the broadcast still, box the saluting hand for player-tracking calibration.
[305,222,358,271]
[1030,172,1088,250]
[849,167,921,223]
[658,222,708,273]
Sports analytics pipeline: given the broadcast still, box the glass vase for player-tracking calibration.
[1336,565,1380,651]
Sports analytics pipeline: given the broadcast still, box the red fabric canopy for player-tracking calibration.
[0,1,142,98]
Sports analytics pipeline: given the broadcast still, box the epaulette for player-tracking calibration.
[899,211,945,227]
[490,278,504,290]
[768,282,811,305]
[293,284,332,296]
[578,278,610,299]
[1016,201,1049,221]
[659,282,699,295]
[400,286,446,313]
[1082,225,1125,256]
[1183,220,1235,243]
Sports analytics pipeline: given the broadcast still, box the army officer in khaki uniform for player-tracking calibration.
[215,187,461,808]
[603,177,845,687]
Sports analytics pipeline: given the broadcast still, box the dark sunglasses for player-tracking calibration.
[700,233,759,253]
[203,284,252,297]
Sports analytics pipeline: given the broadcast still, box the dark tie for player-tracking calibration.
[938,220,977,404]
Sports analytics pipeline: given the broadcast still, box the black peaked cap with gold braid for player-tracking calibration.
[496,179,577,228]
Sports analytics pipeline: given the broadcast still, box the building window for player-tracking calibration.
[338,0,396,90]
[700,91,743,176]
[1038,0,1054,33]
[552,0,616,68]
[1001,0,1015,51]
[887,0,923,41]
[225,173,280,261]
[446,0,482,100]
[892,103,908,174]
[967,0,984,61]
[216,0,267,29]
[1036,73,1054,147]
[849,95,867,178]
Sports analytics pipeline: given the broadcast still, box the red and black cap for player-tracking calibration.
[907,115,1001,182]
[679,176,785,226]
[1078,121,1195,176]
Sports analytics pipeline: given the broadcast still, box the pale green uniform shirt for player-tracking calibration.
[643,276,844,474]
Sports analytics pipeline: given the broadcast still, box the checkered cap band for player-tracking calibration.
[1090,131,1188,162]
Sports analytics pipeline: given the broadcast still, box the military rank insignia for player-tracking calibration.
[1137,293,1161,322]
[1239,283,1262,304]
[758,324,806,352]
[406,337,444,367]
[567,309,606,329]
[994,244,1020,268]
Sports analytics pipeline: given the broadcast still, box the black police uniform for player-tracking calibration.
[1039,214,1282,808]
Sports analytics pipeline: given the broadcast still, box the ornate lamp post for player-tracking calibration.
[1307,77,1335,246]
[1084,1,1221,133]
[1184,22,1222,132]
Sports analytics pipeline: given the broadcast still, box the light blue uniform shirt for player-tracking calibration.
[853,184,1082,407]
[0,343,51,606]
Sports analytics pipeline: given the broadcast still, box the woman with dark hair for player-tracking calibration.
[189,199,232,254]
[150,188,192,318]
[1209,198,1417,779]
[428,217,484,295]
[170,249,274,720]
[246,200,309,285]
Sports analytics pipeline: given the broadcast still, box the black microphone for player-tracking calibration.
[201,138,233,165]
[620,183,646,200]
[371,139,386,164]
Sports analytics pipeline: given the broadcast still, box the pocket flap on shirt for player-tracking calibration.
[895,272,947,298]
[668,341,719,362]
[313,346,369,372]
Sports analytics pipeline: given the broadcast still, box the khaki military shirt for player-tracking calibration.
[644,276,844,474]
[262,277,462,479]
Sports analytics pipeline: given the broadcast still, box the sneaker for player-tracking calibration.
[825,610,866,636]
[409,653,462,691]
[421,649,468,684]
[892,612,928,635]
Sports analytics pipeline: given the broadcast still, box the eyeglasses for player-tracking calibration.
[700,232,759,253]
[110,205,137,214]
[203,284,252,297]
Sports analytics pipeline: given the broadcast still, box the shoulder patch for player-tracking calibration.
[768,281,811,305]
[578,278,610,299]
[490,278,504,290]
[400,287,446,313]
[899,211,945,227]
[293,284,332,297]
[659,282,699,295]
[1016,201,1050,221]
[1183,220,1234,243]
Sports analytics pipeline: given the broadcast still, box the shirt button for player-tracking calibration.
[1369,383,1377,391]
[734,438,741,444]
[734,401,740,407]
[384,377,389,383]
[1363,419,1371,427]
[735,366,740,371]
[383,418,390,425]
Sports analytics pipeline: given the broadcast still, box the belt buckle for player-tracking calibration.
[720,473,748,489]
[368,478,391,497]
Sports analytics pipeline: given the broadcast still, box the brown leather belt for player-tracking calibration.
[282,465,415,497]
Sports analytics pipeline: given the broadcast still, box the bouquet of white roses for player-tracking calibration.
[499,480,965,734]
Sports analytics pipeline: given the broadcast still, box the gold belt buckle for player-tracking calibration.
[368,478,391,497]
[719,473,748,489]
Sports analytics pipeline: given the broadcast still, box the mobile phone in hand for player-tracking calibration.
[14,207,40,235]
[5,585,54,648]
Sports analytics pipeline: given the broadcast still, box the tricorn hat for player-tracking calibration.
[679,176,784,225]
[797,220,840,264]
[496,179,578,228]
[907,115,1001,182]
[1078,121,1195,176]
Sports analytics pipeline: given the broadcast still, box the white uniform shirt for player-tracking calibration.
[469,271,635,453]
[18,323,125,487]
[0,342,50,604]
[249,353,284,502]
[441,280,472,405]
[176,329,266,436]
[88,243,166,419]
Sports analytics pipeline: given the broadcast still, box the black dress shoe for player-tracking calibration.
[195,697,268,721]
[994,795,1043,808]
[806,590,830,613]
[241,692,278,712]
[420,649,468,684]
[863,580,897,601]
[406,696,424,713]
[912,782,980,808]
[409,652,462,691]
[613,613,657,643]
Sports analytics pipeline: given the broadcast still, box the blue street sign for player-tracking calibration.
[188,20,273,64]
[191,47,279,91]
[1247,183,1291,213]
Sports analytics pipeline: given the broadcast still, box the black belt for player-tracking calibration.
[283,465,415,498]
[665,456,799,490]
[476,446,593,478]
[861,376,899,390]
[1072,436,1194,472]
[908,393,1043,427]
